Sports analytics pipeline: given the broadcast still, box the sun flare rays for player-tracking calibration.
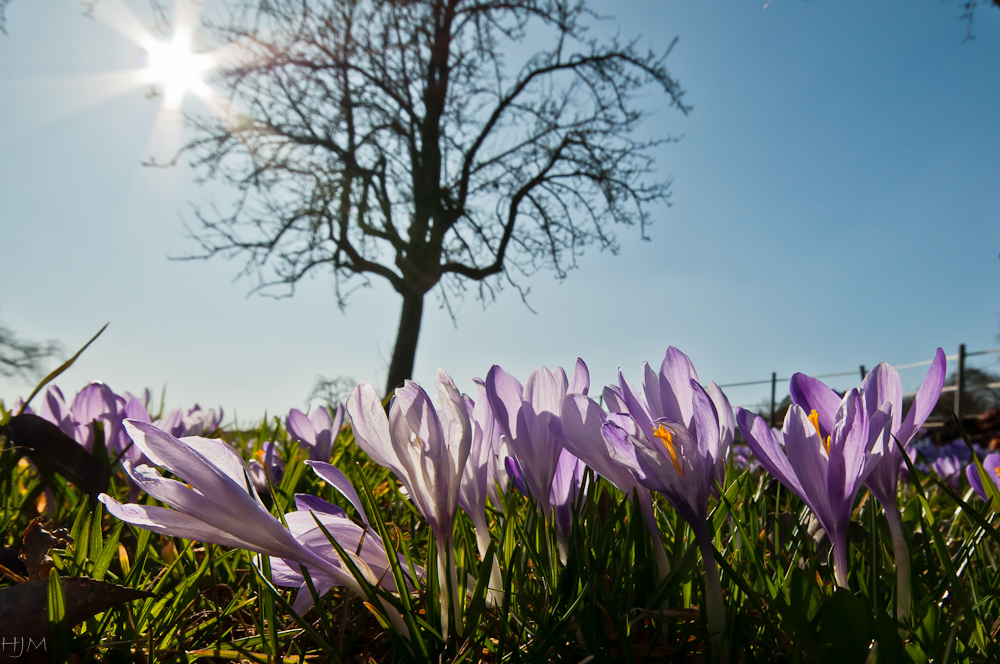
[81,0,237,154]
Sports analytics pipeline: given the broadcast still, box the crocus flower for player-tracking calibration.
[152,404,224,438]
[98,420,407,634]
[549,447,587,561]
[484,359,588,517]
[560,393,671,578]
[967,453,1000,502]
[69,382,123,455]
[737,388,891,589]
[287,404,344,461]
[36,385,75,440]
[347,370,471,636]
[248,441,286,492]
[269,462,421,614]
[605,347,734,498]
[931,455,963,491]
[269,505,419,613]
[599,347,733,659]
[181,404,224,437]
[788,349,945,619]
[458,381,507,603]
[153,408,185,437]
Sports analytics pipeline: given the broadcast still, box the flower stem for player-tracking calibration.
[474,515,504,608]
[639,493,671,580]
[883,504,911,623]
[832,538,850,589]
[694,522,728,663]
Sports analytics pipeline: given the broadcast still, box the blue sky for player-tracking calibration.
[1,0,998,423]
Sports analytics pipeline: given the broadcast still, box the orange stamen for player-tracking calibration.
[808,409,831,455]
[653,424,683,476]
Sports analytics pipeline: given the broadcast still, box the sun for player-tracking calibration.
[141,26,215,110]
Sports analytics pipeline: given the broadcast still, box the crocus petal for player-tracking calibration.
[788,373,841,436]
[560,394,638,492]
[617,369,654,439]
[602,385,627,414]
[306,461,369,525]
[290,579,337,615]
[524,367,566,420]
[287,409,317,446]
[967,464,987,502]
[971,454,1000,502]
[126,421,253,499]
[783,405,834,532]
[154,408,185,437]
[986,455,1000,493]
[180,434,262,500]
[897,348,947,445]
[736,408,807,501]
[860,364,903,435]
[311,406,333,432]
[505,455,528,494]
[330,403,345,435]
[568,358,590,396]
[600,416,648,481]
[294,494,348,519]
[100,494,258,551]
[689,381,721,468]
[706,381,734,485]
[485,365,524,442]
[656,347,698,428]
[347,383,408,480]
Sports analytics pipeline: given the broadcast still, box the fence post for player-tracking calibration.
[770,372,777,427]
[859,365,866,381]
[954,343,966,421]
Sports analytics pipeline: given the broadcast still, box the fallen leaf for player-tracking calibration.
[0,577,151,663]
[21,518,72,581]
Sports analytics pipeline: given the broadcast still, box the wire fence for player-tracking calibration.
[720,344,1000,427]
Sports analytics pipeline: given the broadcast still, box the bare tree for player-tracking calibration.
[180,0,689,395]
[0,322,61,381]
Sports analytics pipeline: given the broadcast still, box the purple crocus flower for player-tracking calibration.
[269,462,422,614]
[181,404,224,437]
[98,420,408,633]
[931,454,962,492]
[484,359,588,518]
[606,346,734,498]
[287,404,344,462]
[347,371,471,549]
[269,506,420,614]
[788,349,944,618]
[458,381,507,603]
[560,393,671,578]
[737,388,891,589]
[70,382,123,454]
[549,447,587,561]
[153,408,186,437]
[347,370,472,636]
[790,349,946,510]
[598,347,732,658]
[36,385,75,440]
[967,453,1000,502]
[248,441,286,492]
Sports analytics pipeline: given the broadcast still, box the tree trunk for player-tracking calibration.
[384,289,425,397]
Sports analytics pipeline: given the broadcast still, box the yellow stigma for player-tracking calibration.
[808,409,831,455]
[808,409,822,436]
[994,467,1000,480]
[653,424,683,476]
